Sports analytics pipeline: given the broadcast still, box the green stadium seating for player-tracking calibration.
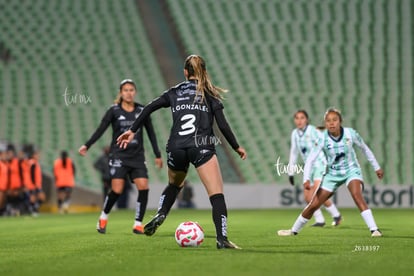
[0,0,171,189]
[0,0,412,186]
[167,0,413,185]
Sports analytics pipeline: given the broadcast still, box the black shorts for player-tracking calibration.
[109,163,148,180]
[167,148,216,172]
[57,187,73,193]
[28,189,43,195]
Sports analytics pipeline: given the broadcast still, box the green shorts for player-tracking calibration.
[320,168,364,192]
[310,164,326,186]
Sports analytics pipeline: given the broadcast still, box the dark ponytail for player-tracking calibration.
[61,151,68,168]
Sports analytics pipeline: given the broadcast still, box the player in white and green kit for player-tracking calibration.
[279,108,384,237]
[288,110,341,226]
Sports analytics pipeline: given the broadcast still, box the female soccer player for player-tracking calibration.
[54,151,76,213]
[25,149,46,216]
[6,144,24,216]
[279,108,383,237]
[288,110,342,226]
[78,79,163,234]
[117,55,247,249]
[0,143,8,216]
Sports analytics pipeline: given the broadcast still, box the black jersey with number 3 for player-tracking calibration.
[130,80,240,152]
[85,103,161,167]
[165,80,223,151]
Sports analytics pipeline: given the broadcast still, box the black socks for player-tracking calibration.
[209,193,228,240]
[135,189,149,222]
[103,190,120,214]
[157,184,182,215]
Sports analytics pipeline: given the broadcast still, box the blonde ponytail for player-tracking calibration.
[114,93,122,104]
[184,55,227,100]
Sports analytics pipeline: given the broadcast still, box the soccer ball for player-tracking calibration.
[175,221,204,247]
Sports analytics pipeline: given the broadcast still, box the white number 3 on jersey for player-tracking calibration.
[179,114,196,136]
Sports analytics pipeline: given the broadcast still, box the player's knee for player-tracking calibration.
[308,199,322,211]
[135,182,149,190]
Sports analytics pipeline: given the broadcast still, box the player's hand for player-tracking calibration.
[78,145,88,156]
[288,176,294,186]
[235,147,247,160]
[155,158,163,169]
[376,169,384,180]
[116,130,135,149]
[303,180,311,190]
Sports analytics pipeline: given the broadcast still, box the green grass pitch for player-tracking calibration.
[1,209,413,276]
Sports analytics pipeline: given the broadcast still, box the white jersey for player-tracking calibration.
[288,124,326,176]
[303,127,381,181]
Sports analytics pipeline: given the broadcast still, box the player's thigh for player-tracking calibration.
[304,180,320,202]
[167,149,190,173]
[309,188,333,209]
[132,177,149,190]
[195,155,223,196]
[166,149,189,187]
[130,166,149,190]
[111,178,126,194]
[347,179,368,211]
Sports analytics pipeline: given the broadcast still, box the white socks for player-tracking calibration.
[100,211,108,220]
[360,209,378,231]
[134,220,142,227]
[325,204,341,218]
[292,215,309,233]
[313,203,341,223]
[313,209,325,223]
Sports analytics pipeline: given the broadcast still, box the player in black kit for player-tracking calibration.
[78,79,163,234]
[117,55,247,249]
